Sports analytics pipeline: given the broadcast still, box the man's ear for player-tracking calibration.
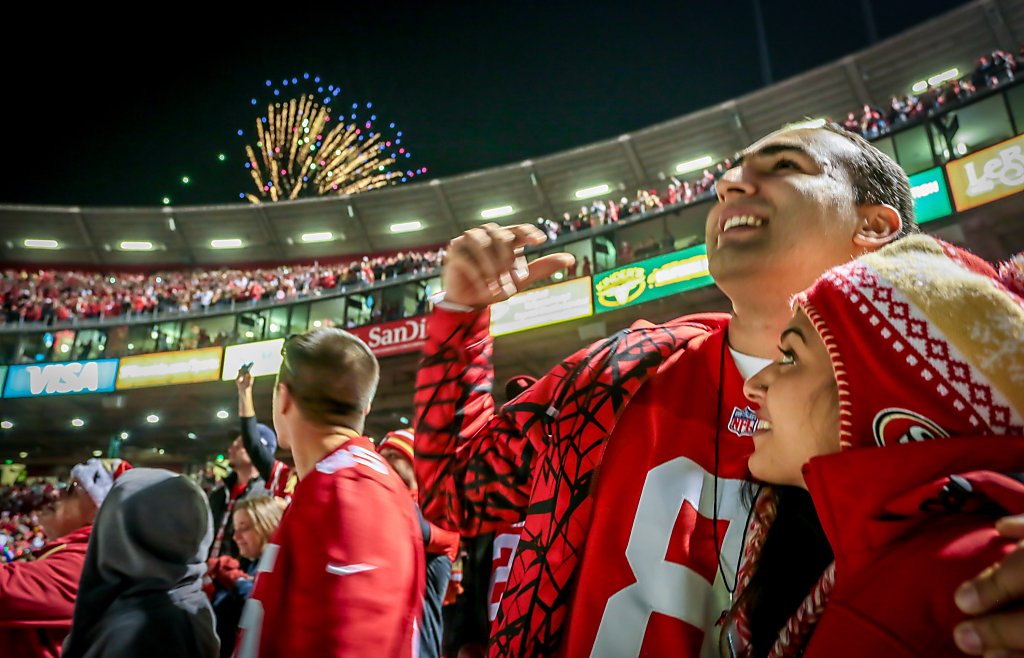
[853,203,902,249]
[276,382,293,416]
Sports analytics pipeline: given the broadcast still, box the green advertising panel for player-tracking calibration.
[909,166,953,224]
[593,244,713,313]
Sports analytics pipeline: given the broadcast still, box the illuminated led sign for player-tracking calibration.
[116,347,223,389]
[3,359,119,399]
[946,134,1024,211]
[593,244,713,313]
[221,339,285,380]
[350,317,427,357]
[908,167,953,224]
[490,276,593,337]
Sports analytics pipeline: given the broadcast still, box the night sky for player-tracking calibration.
[2,0,973,207]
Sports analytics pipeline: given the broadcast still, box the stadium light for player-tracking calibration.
[390,221,423,233]
[146,414,160,424]
[675,155,714,174]
[928,68,959,86]
[24,239,59,249]
[575,184,610,200]
[956,142,968,155]
[0,421,12,430]
[480,205,515,220]
[216,410,230,420]
[911,68,959,94]
[120,241,154,251]
[18,452,27,459]
[188,432,198,440]
[786,118,827,130]
[71,418,85,428]
[120,432,129,440]
[92,450,102,457]
[210,238,243,249]
[301,231,334,243]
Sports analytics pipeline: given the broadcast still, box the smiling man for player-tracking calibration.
[414,125,1024,658]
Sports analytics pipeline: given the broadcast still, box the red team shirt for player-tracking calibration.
[235,436,425,658]
[560,331,756,657]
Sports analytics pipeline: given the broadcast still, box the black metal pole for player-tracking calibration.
[752,0,773,86]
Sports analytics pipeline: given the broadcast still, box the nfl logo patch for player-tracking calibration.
[728,406,758,437]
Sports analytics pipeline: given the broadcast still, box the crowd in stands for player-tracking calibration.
[840,48,1020,139]
[0,484,56,562]
[2,46,1021,333]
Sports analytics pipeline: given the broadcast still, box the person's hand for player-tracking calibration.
[235,366,253,392]
[442,223,576,309]
[954,514,1024,656]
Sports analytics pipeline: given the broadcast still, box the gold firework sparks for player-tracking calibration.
[243,94,405,203]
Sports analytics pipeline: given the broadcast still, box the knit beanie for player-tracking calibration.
[795,234,1024,450]
[69,458,134,507]
[377,428,415,463]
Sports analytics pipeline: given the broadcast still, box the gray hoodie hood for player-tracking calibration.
[62,468,218,658]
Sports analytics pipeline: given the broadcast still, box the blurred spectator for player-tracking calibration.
[62,468,218,658]
[207,432,265,561]
[236,366,294,501]
[378,428,460,658]
[207,496,286,658]
[0,459,130,658]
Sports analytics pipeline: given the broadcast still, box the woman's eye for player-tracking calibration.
[778,348,796,365]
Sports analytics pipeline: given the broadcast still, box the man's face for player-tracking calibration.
[227,437,251,469]
[706,128,863,301]
[38,480,97,540]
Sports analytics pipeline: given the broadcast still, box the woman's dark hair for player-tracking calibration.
[278,328,380,431]
[733,485,834,658]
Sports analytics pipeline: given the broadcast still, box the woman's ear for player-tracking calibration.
[853,203,902,249]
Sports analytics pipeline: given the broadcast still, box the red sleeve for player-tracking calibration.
[0,544,83,626]
[273,462,423,658]
[414,307,562,535]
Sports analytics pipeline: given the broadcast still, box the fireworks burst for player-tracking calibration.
[238,75,426,204]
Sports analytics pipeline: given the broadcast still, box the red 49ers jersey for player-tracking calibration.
[560,330,755,658]
[235,436,424,658]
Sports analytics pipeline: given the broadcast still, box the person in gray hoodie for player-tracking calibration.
[61,468,219,658]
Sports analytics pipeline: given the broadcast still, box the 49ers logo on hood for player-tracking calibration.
[872,408,950,447]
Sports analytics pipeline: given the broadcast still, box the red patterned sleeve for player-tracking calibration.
[414,306,558,535]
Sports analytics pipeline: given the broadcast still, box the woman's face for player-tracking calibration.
[232,509,263,560]
[743,308,841,488]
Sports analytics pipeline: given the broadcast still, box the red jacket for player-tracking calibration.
[0,524,92,658]
[415,307,728,656]
[802,437,1024,658]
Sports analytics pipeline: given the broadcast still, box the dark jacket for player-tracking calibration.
[62,468,219,658]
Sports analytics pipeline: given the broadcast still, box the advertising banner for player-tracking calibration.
[116,347,224,389]
[908,166,953,224]
[946,134,1024,211]
[593,244,713,313]
[221,339,286,380]
[350,317,428,357]
[490,276,594,337]
[3,359,119,399]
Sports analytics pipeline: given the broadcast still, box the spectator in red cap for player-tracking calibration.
[378,428,460,658]
[0,458,131,658]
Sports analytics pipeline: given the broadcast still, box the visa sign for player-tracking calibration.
[350,317,427,357]
[4,359,119,399]
[947,134,1024,211]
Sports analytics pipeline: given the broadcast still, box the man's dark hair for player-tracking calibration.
[821,123,918,238]
[277,328,380,432]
